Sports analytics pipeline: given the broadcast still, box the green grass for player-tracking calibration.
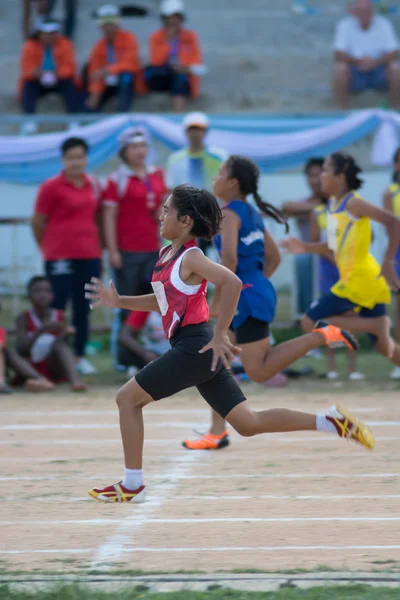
[1,584,400,600]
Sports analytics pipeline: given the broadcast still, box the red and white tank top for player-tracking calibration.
[25,309,64,335]
[151,240,209,339]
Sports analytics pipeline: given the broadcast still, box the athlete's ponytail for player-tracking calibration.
[393,147,400,184]
[171,185,222,240]
[226,155,289,233]
[330,152,363,191]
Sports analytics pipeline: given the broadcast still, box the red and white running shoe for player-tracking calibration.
[89,482,146,503]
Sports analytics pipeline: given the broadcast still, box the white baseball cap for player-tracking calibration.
[97,4,120,25]
[38,17,60,33]
[183,112,209,130]
[160,0,185,17]
[118,127,147,150]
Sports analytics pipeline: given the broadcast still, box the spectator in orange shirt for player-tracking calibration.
[144,0,204,112]
[85,5,141,113]
[20,18,79,117]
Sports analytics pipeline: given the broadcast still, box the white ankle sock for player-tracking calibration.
[122,468,143,490]
[316,415,336,434]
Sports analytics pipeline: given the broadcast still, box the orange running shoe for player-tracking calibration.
[182,431,230,450]
[88,482,146,503]
[313,320,359,351]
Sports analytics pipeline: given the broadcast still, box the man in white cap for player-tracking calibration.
[144,0,204,111]
[165,111,227,252]
[85,5,141,112]
[19,17,79,117]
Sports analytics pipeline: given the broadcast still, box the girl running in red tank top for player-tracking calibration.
[85,185,374,504]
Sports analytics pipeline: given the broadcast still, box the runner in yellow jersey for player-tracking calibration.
[281,152,400,365]
[383,147,400,378]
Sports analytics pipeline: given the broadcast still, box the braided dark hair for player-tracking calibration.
[226,155,289,233]
[171,185,222,240]
[330,153,363,190]
[393,147,400,183]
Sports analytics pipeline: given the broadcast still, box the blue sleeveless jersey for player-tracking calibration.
[214,200,277,328]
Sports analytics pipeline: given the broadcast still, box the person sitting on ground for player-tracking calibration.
[333,0,400,110]
[19,17,80,125]
[85,4,141,113]
[145,0,204,112]
[15,276,87,392]
[118,310,170,378]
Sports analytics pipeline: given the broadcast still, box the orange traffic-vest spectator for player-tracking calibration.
[144,0,204,111]
[20,18,79,116]
[85,4,142,113]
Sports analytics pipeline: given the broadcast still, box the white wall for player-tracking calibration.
[0,169,391,292]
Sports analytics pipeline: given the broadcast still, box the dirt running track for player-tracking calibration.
[1,385,400,574]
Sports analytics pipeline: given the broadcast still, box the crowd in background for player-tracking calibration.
[18,0,400,126]
[2,110,400,393]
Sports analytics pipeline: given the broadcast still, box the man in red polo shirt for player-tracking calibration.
[31,136,102,375]
[103,128,168,321]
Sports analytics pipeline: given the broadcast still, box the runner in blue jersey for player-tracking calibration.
[183,155,358,450]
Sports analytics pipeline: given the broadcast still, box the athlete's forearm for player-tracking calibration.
[303,241,331,256]
[214,276,242,333]
[118,294,160,313]
[383,217,400,264]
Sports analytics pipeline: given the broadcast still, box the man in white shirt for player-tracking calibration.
[333,0,400,109]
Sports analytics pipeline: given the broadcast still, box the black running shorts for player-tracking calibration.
[135,323,246,418]
[230,317,270,344]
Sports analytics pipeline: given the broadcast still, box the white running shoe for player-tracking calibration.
[77,358,97,375]
[348,371,365,381]
[327,371,339,380]
[390,367,400,380]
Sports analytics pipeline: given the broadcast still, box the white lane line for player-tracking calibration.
[89,451,202,570]
[3,545,400,555]
[2,516,400,526]
[1,436,399,446]
[0,473,399,482]
[2,420,399,431]
[0,407,388,417]
[4,493,400,503]
[2,452,400,462]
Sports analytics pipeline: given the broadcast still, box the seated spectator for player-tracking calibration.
[19,17,79,125]
[333,0,400,109]
[118,311,170,377]
[15,276,87,392]
[85,4,141,112]
[145,0,204,112]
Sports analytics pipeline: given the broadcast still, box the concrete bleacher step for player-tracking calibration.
[0,0,398,113]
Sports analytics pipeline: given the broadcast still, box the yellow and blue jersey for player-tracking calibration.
[165,146,227,191]
[326,192,390,308]
[388,182,400,274]
[314,203,340,295]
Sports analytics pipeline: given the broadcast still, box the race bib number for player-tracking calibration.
[326,213,337,252]
[151,281,169,316]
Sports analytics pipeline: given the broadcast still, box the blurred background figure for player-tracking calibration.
[19,17,79,133]
[333,0,400,109]
[31,137,102,376]
[282,158,325,317]
[145,0,204,111]
[118,310,170,378]
[166,111,227,253]
[15,276,87,391]
[85,4,141,113]
[23,0,78,40]
[383,146,400,379]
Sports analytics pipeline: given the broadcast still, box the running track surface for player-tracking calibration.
[1,385,400,573]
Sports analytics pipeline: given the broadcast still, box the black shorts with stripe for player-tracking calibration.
[135,323,246,419]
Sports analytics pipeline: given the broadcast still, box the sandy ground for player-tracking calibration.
[1,384,400,574]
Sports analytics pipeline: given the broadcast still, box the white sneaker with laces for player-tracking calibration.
[327,371,339,380]
[390,367,400,380]
[77,358,97,375]
[348,371,365,381]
